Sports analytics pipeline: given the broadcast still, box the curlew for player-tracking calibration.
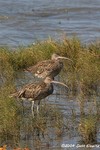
[10,77,68,117]
[25,53,72,79]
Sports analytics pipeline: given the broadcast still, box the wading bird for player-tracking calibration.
[25,53,72,78]
[10,77,68,117]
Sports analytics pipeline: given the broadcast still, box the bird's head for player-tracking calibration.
[44,77,53,83]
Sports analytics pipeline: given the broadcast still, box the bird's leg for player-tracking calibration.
[21,99,24,116]
[37,105,39,114]
[37,100,40,114]
[31,101,34,118]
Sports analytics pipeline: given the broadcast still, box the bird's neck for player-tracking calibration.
[44,81,51,85]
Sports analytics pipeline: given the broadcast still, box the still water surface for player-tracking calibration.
[0,0,100,46]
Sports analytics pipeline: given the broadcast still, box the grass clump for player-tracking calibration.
[0,85,21,145]
[20,104,64,140]
[78,115,98,144]
[0,37,100,95]
[0,36,100,146]
[0,47,14,85]
[59,38,100,95]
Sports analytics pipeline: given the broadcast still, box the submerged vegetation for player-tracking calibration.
[0,37,100,148]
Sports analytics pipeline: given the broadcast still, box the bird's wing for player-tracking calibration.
[25,60,57,78]
[22,82,45,99]
[21,83,37,96]
[10,89,25,98]
[33,82,47,99]
[25,60,50,73]
[10,83,37,98]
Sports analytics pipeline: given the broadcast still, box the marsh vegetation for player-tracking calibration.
[0,37,100,149]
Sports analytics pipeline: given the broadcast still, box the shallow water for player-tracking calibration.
[11,73,100,149]
[0,71,99,149]
[0,0,100,46]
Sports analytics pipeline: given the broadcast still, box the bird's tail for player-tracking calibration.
[23,67,33,72]
[9,89,25,99]
[9,92,18,98]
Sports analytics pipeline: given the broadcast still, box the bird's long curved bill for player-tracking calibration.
[58,56,73,62]
[51,80,69,89]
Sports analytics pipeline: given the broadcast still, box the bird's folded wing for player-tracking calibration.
[26,60,57,78]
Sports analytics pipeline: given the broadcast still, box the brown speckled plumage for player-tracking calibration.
[25,53,72,78]
[10,77,68,117]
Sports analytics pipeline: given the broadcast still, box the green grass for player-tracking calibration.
[78,115,98,144]
[0,84,21,144]
[0,37,100,146]
[0,37,100,95]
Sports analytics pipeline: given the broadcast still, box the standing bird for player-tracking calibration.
[10,77,68,117]
[25,53,72,79]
